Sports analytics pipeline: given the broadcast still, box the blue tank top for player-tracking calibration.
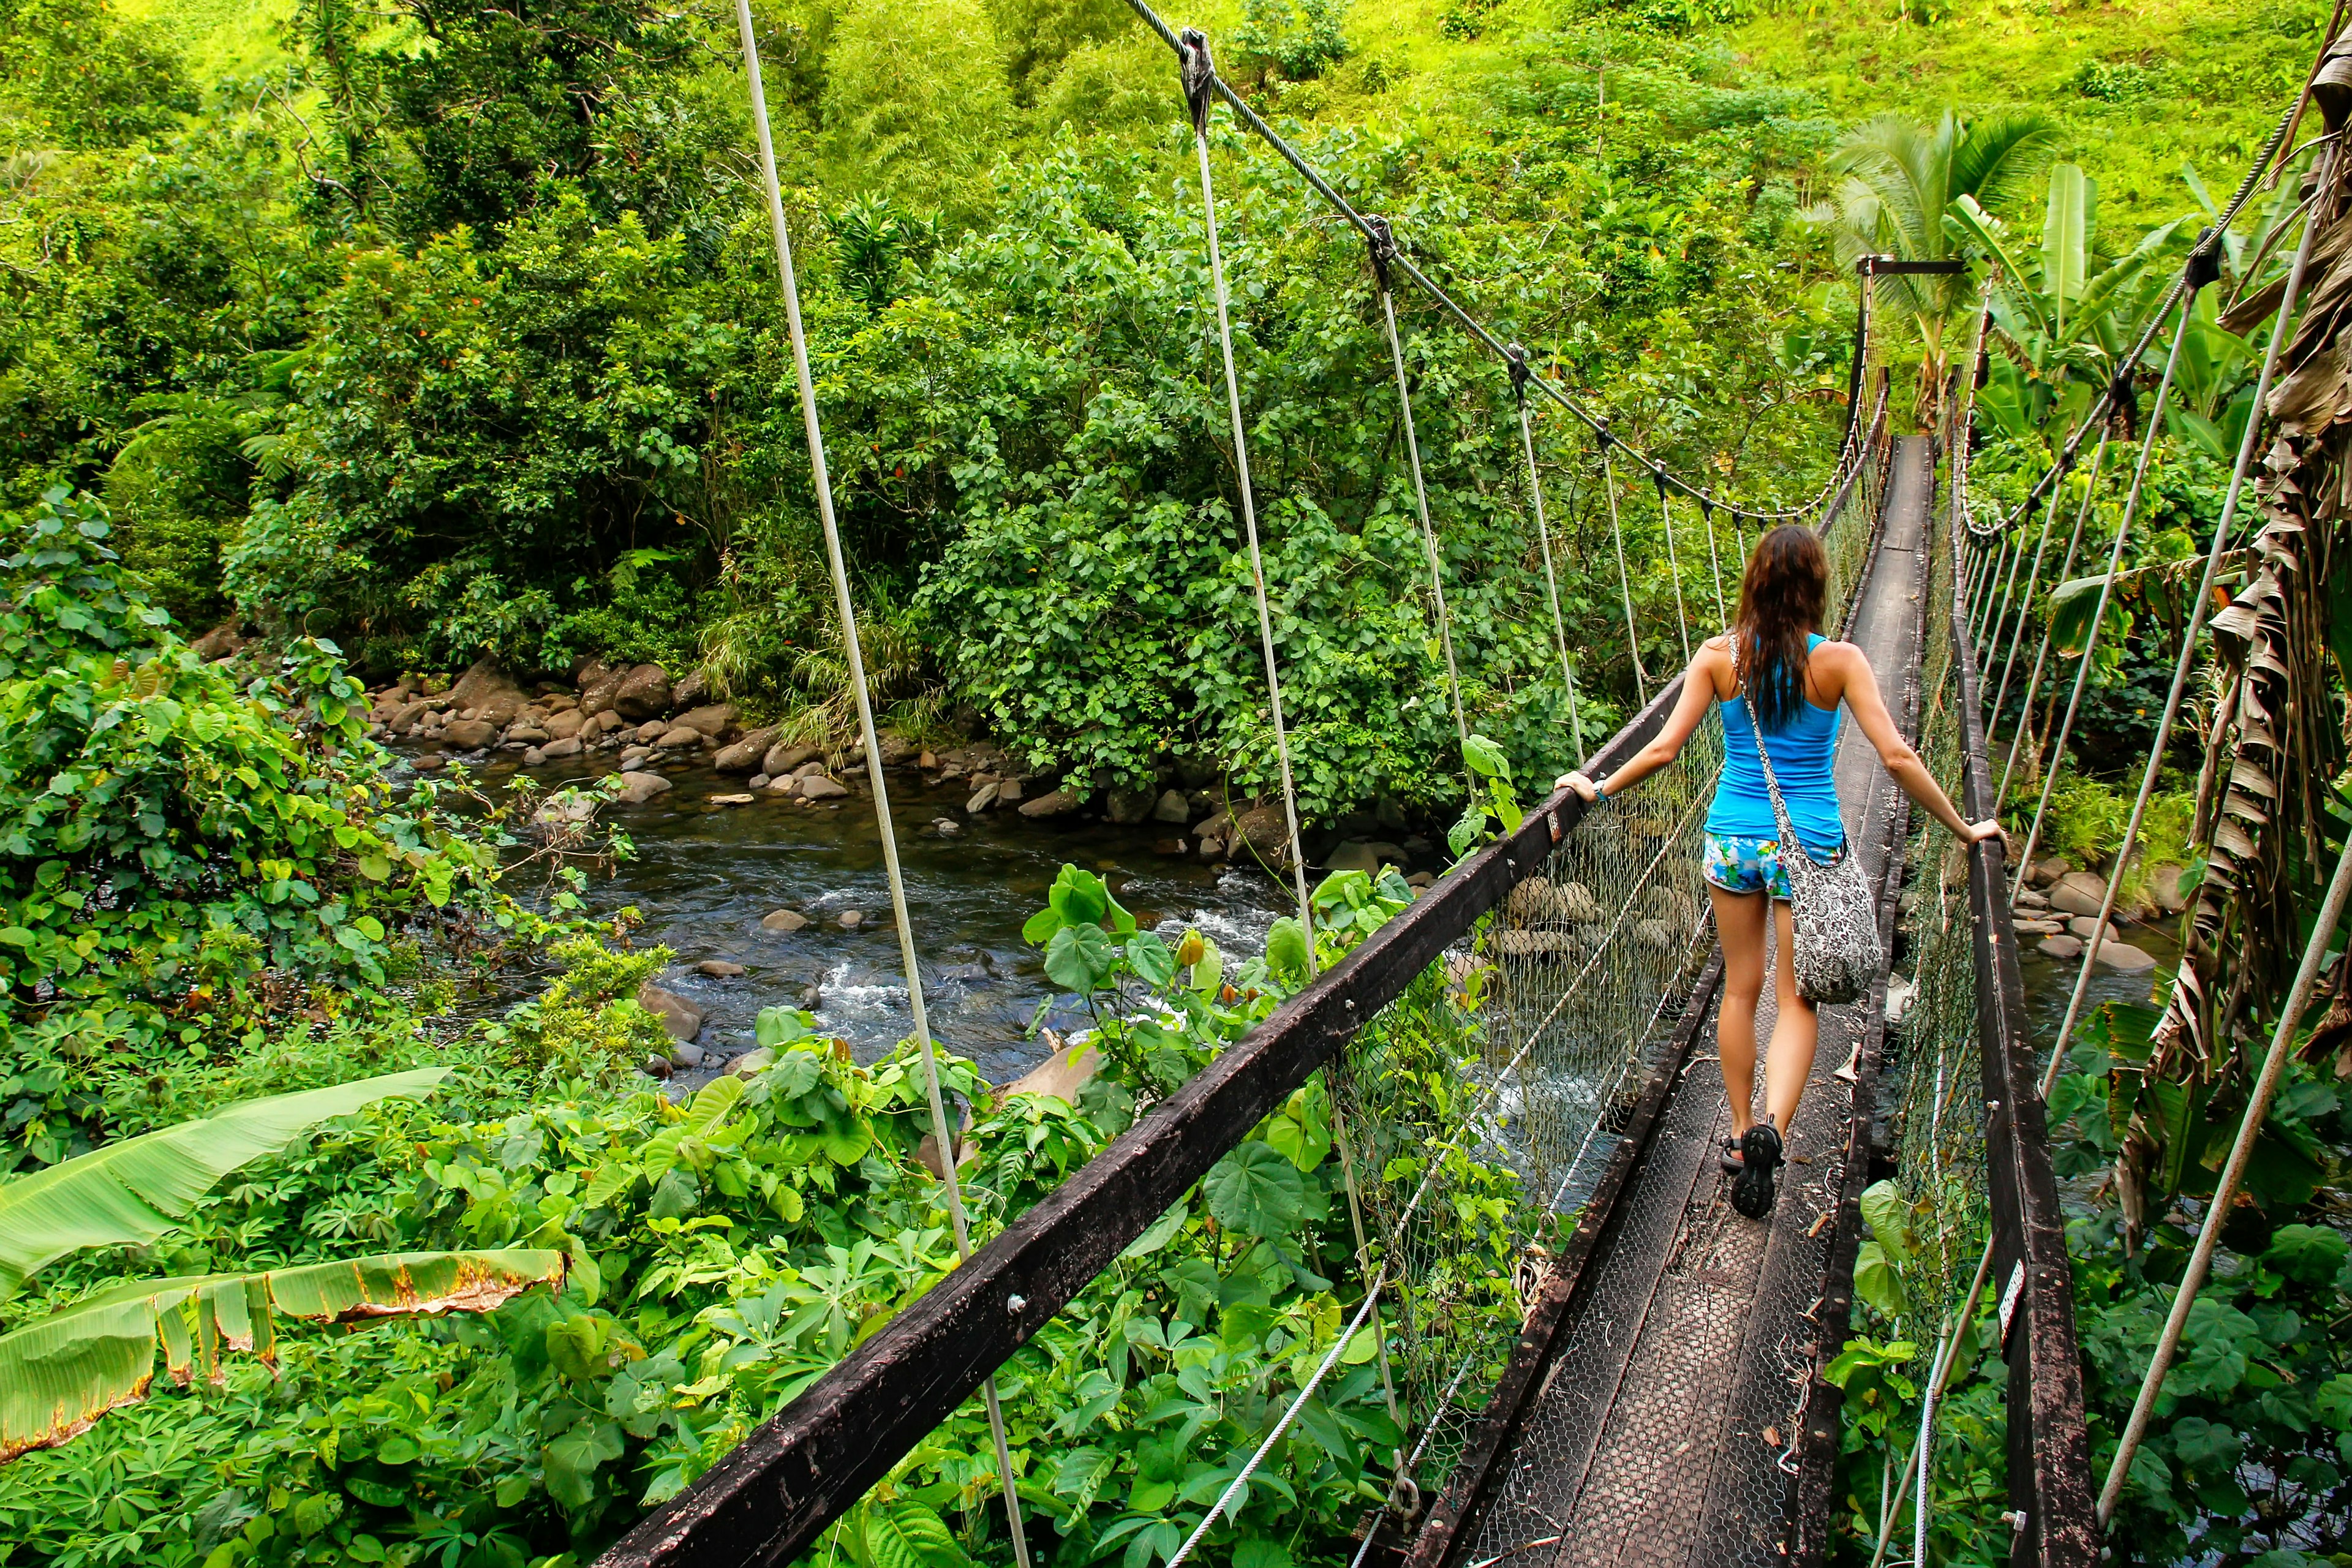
[1707,634,1847,850]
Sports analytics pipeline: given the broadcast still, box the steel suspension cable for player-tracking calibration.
[1181,33,1317,960]
[730,7,1031,1560]
[1985,431,2080,724]
[1653,469,1695,660]
[1994,431,2109,809]
[2010,292,2200,897]
[2035,146,2331,1164]
[1598,438,1649,704]
[1369,218,1471,749]
[1699,495,1728,628]
[2097,832,2352,1521]
[1509,344,1588,763]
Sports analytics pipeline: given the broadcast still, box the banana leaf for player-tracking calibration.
[2042,164,2091,339]
[0,1068,448,1297]
[0,1248,564,1463]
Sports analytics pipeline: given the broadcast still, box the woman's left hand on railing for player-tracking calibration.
[1557,771,1600,802]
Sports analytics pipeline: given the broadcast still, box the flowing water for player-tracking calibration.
[464,751,1291,1085]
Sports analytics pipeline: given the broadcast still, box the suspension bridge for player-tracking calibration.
[588,13,2352,1568]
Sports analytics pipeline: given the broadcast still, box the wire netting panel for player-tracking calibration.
[1883,489,1993,1476]
[1330,720,1725,1504]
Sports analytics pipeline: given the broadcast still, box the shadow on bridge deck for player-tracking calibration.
[1439,437,1935,1568]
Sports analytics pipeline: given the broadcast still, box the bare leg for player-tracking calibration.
[1709,884,1769,1136]
[1763,898,1820,1134]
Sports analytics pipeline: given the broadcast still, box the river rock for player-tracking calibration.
[643,1054,673,1079]
[997,777,1023,804]
[536,709,579,742]
[671,1042,706,1068]
[1231,804,1292,865]
[1005,1038,1101,1105]
[521,746,546,766]
[1153,789,1190,824]
[1325,840,1381,874]
[716,726,781,772]
[838,910,864,929]
[613,663,671,721]
[933,817,962,837]
[697,960,747,978]
[2014,888,2050,910]
[966,783,1000,815]
[636,982,703,1040]
[765,742,823,777]
[710,793,755,806]
[656,725,701,748]
[385,699,429,733]
[1196,834,1227,862]
[2039,934,2084,959]
[1107,788,1157,826]
[541,735,582,759]
[761,909,809,932]
[1019,786,1084,819]
[676,703,737,739]
[2067,916,2123,944]
[443,718,497,750]
[2031,856,2070,886]
[412,753,447,771]
[619,745,652,769]
[878,732,918,766]
[2097,941,2157,971]
[726,1047,775,1078]
[617,771,672,805]
[1558,883,1604,924]
[2150,865,2192,914]
[801,775,850,801]
[2049,872,2109,918]
[1155,837,1186,856]
[507,723,549,745]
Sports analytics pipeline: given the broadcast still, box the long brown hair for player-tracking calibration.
[1733,524,1830,730]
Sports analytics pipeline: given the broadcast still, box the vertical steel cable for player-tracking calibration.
[1181,31,1317,960]
[1654,470,1694,662]
[729,6,1031,1561]
[1509,345,1587,764]
[1994,431,2109,809]
[1985,442,2075,725]
[1370,217,1470,750]
[2097,832,2352,1521]
[1698,493,1729,627]
[1600,440,1652,696]
[2011,293,2199,897]
[2037,160,2331,1104]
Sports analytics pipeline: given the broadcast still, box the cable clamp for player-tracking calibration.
[1505,341,1531,402]
[1178,28,1215,135]
[1651,466,1670,501]
[2185,227,2225,292]
[1364,214,1399,292]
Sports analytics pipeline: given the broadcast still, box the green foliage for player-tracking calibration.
[0,0,195,151]
[1235,0,1354,82]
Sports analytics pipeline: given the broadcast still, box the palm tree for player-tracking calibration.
[1817,108,2060,409]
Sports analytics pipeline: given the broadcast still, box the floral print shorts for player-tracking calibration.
[1703,832,1793,901]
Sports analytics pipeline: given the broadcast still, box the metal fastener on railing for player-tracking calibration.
[1007,1295,1026,1314]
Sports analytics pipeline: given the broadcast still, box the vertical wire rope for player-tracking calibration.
[1601,442,1653,694]
[2037,169,2331,1085]
[1699,495,1729,628]
[729,7,1030,1559]
[1184,40,1317,964]
[1994,431,2110,810]
[1378,277,1472,751]
[1512,356,1588,763]
[2097,832,2352,1521]
[1655,474,1694,662]
[1986,443,2076,725]
[2010,292,2199,897]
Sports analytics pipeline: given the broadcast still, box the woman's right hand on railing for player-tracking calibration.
[1557,771,1600,802]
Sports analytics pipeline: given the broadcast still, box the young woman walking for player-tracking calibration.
[1558,525,2003,1218]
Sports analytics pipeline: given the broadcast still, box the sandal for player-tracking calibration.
[1719,1136,1746,1175]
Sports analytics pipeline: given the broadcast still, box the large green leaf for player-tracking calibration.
[1204,1141,1306,1237]
[0,1248,562,1463]
[0,1068,448,1298]
[2041,164,2090,339]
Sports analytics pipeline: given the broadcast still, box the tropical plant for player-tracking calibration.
[1814,108,2059,398]
[0,1069,449,1298]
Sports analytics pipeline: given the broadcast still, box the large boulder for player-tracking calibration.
[578,669,625,717]
[676,703,738,739]
[1003,1036,1101,1106]
[636,982,704,1042]
[1106,788,1157,826]
[764,741,822,777]
[448,658,524,711]
[2049,871,2109,918]
[612,664,673,721]
[799,775,850,801]
[617,771,672,805]
[2149,864,2192,914]
[443,719,497,750]
[715,725,782,773]
[1018,786,1084,819]
[540,736,583,759]
[2097,941,2157,971]
[545,709,586,741]
[1231,804,1292,865]
[1153,789,1191,824]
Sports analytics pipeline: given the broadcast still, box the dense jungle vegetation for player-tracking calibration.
[5,0,2351,1564]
